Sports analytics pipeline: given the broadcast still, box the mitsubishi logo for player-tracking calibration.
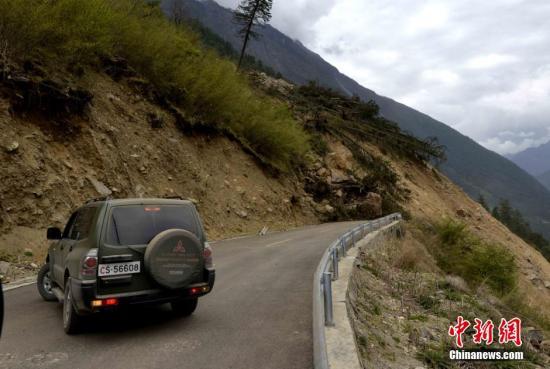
[173,240,186,254]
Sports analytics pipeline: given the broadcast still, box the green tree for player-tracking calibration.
[492,206,500,219]
[233,0,273,70]
[170,0,187,25]
[496,199,513,225]
[492,198,550,260]
[477,194,489,211]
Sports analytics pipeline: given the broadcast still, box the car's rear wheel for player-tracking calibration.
[37,264,57,302]
[171,298,198,317]
[63,279,83,334]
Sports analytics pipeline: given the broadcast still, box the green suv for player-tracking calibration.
[37,197,215,334]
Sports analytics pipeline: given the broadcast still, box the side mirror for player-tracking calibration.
[47,227,62,240]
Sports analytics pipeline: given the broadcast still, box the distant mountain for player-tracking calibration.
[538,170,550,191]
[508,141,550,176]
[162,0,550,238]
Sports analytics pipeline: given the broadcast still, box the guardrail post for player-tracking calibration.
[340,237,346,257]
[322,272,334,326]
[331,248,339,281]
[344,234,349,251]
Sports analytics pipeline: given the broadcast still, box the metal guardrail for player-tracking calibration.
[312,213,403,369]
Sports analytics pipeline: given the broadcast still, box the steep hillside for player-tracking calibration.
[539,170,550,191]
[509,141,550,176]
[351,150,550,368]
[0,70,318,269]
[167,0,550,239]
[0,0,312,281]
[343,129,550,368]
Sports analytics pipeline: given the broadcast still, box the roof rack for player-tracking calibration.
[85,195,113,204]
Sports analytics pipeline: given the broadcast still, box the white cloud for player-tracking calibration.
[478,67,550,112]
[481,134,550,155]
[465,54,519,69]
[421,69,461,87]
[406,3,450,34]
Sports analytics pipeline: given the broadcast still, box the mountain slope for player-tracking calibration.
[508,141,550,176]
[539,170,550,191]
[165,0,550,237]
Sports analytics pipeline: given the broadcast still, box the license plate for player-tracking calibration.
[98,261,141,277]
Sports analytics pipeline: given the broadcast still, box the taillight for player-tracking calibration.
[82,248,98,276]
[203,242,213,269]
[91,298,118,307]
[189,286,210,295]
[85,257,97,268]
[105,298,118,306]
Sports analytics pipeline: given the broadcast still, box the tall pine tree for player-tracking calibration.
[477,194,489,211]
[491,198,550,260]
[170,0,187,25]
[233,0,273,70]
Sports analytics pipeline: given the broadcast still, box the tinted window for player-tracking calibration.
[62,212,78,239]
[67,207,96,240]
[106,205,199,246]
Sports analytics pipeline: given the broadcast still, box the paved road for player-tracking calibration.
[0,221,361,369]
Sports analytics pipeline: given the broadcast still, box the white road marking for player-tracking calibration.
[3,277,36,292]
[265,238,293,248]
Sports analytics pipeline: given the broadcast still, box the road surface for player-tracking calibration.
[0,221,361,369]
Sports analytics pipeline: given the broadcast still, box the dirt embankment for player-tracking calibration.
[346,145,550,368]
[392,157,550,312]
[0,70,319,282]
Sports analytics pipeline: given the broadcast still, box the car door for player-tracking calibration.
[52,212,78,286]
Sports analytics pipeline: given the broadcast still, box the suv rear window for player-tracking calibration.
[106,205,200,246]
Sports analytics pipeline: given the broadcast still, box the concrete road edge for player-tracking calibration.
[322,221,402,369]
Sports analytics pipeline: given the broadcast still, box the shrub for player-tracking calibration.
[434,219,517,296]
[417,342,452,369]
[417,294,440,310]
[503,291,550,331]
[0,0,309,171]
[436,220,467,246]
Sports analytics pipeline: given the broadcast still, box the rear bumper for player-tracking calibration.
[72,268,215,314]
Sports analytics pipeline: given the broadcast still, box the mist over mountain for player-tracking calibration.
[538,171,550,191]
[162,0,550,238]
[508,141,550,176]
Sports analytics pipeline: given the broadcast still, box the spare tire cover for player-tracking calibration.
[144,229,203,289]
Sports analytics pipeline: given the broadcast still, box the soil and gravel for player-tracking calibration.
[0,71,320,283]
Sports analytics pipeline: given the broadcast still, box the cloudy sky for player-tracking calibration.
[215,0,550,155]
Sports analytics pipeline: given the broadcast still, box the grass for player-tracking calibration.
[408,314,429,322]
[0,0,309,171]
[433,219,517,296]
[357,335,368,348]
[418,294,440,310]
[502,291,550,331]
[417,342,453,369]
[0,250,16,263]
[372,302,382,316]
